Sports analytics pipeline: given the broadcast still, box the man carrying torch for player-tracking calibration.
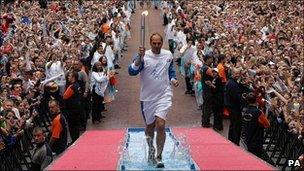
[128,11,179,168]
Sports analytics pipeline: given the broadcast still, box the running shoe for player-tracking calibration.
[155,155,164,168]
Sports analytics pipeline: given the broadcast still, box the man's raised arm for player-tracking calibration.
[128,47,145,76]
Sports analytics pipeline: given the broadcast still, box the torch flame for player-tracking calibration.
[141,10,149,16]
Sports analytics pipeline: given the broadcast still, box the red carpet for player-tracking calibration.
[48,128,274,170]
[172,128,274,170]
[47,130,125,170]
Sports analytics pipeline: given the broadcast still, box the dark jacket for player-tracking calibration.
[201,64,213,94]
[241,105,265,150]
[51,113,67,155]
[212,76,224,105]
[64,82,81,112]
[224,78,249,112]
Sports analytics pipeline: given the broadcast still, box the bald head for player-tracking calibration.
[150,33,163,54]
[150,33,163,43]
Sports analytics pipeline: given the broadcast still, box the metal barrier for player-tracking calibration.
[264,111,304,170]
[0,107,52,170]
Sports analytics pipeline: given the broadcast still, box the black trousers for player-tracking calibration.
[185,76,192,92]
[202,91,213,126]
[67,111,80,144]
[212,104,223,130]
[228,109,242,145]
[80,96,90,128]
[85,94,92,120]
[92,91,104,122]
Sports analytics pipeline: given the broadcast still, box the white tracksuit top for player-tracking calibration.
[128,49,177,101]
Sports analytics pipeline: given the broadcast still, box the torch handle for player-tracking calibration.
[140,16,143,47]
[140,14,146,48]
[143,15,145,48]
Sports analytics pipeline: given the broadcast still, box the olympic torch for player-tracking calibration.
[140,10,149,48]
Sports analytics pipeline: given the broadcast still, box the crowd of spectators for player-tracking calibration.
[162,0,303,166]
[0,0,303,169]
[0,0,133,169]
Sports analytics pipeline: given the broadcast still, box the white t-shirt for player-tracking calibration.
[131,49,174,101]
[90,71,108,96]
[45,61,66,87]
[165,22,176,40]
[175,30,187,46]
[182,45,196,64]
[112,35,122,52]
[192,48,203,67]
[91,51,102,66]
[102,42,115,69]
